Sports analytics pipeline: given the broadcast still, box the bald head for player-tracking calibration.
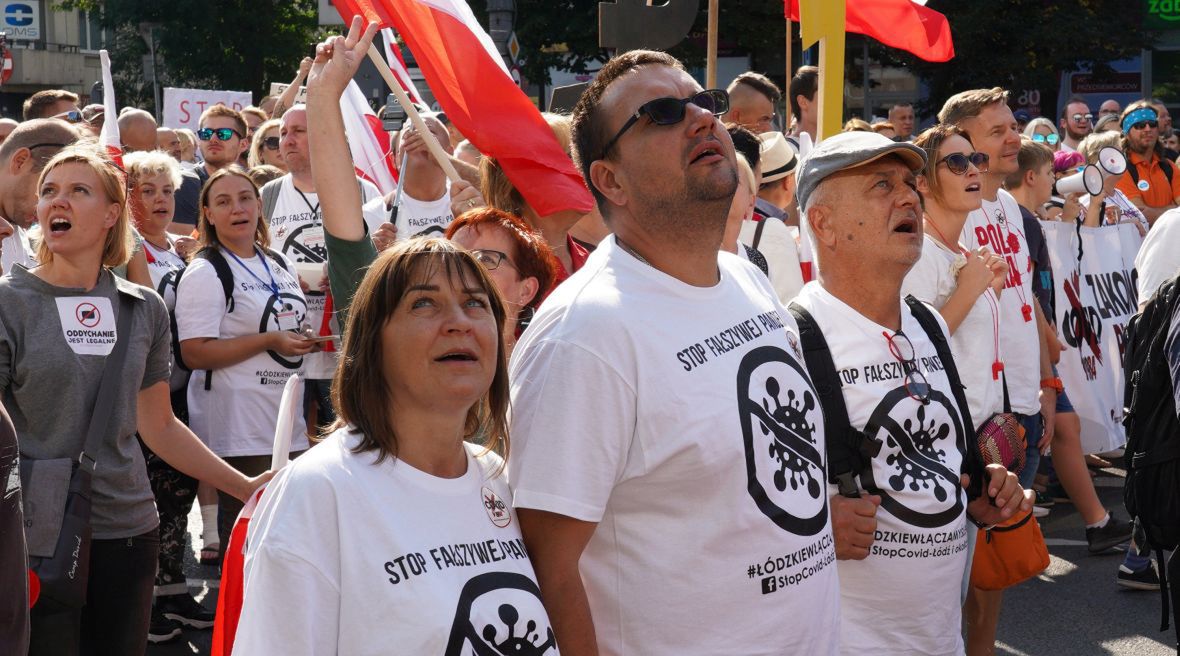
[118,109,159,153]
[156,127,181,160]
[0,118,18,147]
[0,119,81,227]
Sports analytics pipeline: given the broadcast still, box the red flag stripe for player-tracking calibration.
[785,0,954,63]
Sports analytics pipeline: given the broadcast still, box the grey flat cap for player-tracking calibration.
[796,131,927,211]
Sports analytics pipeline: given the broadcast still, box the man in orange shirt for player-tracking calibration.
[1116,100,1180,225]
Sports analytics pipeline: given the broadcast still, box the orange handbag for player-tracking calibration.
[970,509,1050,590]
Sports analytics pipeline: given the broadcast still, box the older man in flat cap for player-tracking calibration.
[789,130,1032,655]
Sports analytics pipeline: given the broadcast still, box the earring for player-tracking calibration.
[517,305,535,331]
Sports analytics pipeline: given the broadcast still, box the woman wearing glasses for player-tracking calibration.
[248,119,287,171]
[903,125,1008,433]
[446,208,559,356]
[1022,117,1060,151]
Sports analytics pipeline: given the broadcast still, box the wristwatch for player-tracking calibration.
[1040,377,1064,394]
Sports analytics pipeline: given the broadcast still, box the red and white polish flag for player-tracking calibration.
[341,79,399,194]
[334,0,595,217]
[785,0,954,63]
[98,50,122,167]
[381,28,424,106]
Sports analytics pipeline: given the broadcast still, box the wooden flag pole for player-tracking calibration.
[784,19,792,133]
[366,43,461,183]
[798,0,846,141]
[706,0,718,88]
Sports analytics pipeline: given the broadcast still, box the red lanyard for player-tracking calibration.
[989,202,1034,322]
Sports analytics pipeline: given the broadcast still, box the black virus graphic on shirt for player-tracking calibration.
[282,224,327,263]
[444,572,557,656]
[860,386,966,528]
[156,268,180,304]
[738,345,828,536]
[259,291,308,369]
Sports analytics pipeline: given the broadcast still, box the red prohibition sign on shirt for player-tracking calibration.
[75,302,101,328]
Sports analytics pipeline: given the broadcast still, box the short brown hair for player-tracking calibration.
[570,50,684,210]
[196,167,269,253]
[728,71,781,104]
[36,144,132,268]
[23,89,80,120]
[240,106,268,125]
[789,66,819,120]
[444,207,560,317]
[871,121,896,135]
[1004,138,1054,190]
[198,104,248,138]
[331,238,510,463]
[913,124,973,200]
[937,87,1010,127]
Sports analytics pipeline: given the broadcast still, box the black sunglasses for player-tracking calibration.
[937,151,989,175]
[472,249,517,272]
[601,89,730,158]
[885,331,931,404]
[263,136,280,150]
[197,127,242,142]
[1131,120,1159,131]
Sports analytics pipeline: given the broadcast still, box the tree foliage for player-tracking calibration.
[59,0,325,112]
[902,0,1149,116]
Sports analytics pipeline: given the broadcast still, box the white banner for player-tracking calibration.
[1042,221,1143,454]
[268,82,307,106]
[162,88,252,131]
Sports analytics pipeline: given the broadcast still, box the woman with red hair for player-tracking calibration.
[446,207,559,356]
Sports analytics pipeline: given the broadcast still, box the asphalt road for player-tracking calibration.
[149,460,1177,655]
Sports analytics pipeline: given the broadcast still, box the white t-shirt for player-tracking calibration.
[740,217,805,304]
[1136,207,1180,306]
[903,234,1005,430]
[509,237,839,656]
[395,184,453,240]
[237,432,554,656]
[142,236,188,392]
[0,225,36,276]
[175,248,309,457]
[794,283,970,656]
[265,175,385,380]
[959,190,1041,415]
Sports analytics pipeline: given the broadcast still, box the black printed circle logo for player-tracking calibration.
[282,224,327,263]
[259,291,308,369]
[859,386,966,528]
[444,572,557,655]
[738,345,828,536]
[75,302,101,327]
[156,268,180,303]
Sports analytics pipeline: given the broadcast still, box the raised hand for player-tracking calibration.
[307,16,378,99]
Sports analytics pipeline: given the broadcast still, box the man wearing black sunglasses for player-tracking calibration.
[1058,96,1093,153]
[510,50,844,656]
[792,130,1031,655]
[1116,101,1180,225]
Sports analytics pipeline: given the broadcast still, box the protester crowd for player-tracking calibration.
[1,15,1179,656]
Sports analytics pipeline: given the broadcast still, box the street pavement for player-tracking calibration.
[148,459,1177,655]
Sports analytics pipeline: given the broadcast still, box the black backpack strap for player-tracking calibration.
[787,302,879,498]
[742,244,769,276]
[262,247,292,275]
[189,247,237,391]
[1128,162,1140,186]
[904,295,986,500]
[752,216,770,251]
[1162,158,1174,186]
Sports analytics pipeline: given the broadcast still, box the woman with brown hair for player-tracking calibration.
[0,145,266,653]
[233,21,559,653]
[446,207,559,355]
[173,167,314,561]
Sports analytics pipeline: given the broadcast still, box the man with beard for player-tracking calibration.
[1116,101,1180,225]
[509,50,851,655]
[792,129,1030,656]
[261,105,391,433]
[1058,96,1093,153]
[0,120,79,273]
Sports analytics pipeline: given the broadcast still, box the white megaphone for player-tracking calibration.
[1096,146,1127,177]
[1056,164,1104,196]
